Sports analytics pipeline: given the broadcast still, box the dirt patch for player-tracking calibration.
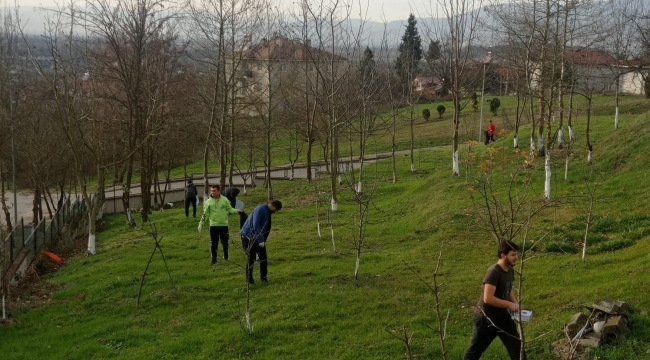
[2,234,88,319]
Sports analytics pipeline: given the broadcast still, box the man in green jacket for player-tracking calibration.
[198,185,243,265]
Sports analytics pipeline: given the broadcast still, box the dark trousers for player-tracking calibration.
[241,236,267,282]
[464,313,526,360]
[484,131,495,145]
[185,197,196,217]
[209,226,230,261]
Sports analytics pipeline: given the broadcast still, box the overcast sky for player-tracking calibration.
[14,0,437,23]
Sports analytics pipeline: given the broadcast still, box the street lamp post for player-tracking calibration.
[478,51,492,144]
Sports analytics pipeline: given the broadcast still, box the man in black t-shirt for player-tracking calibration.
[463,240,527,360]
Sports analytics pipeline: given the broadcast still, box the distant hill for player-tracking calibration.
[9,0,650,49]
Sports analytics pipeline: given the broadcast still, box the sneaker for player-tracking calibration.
[248,279,255,285]
[261,277,268,283]
[223,255,229,260]
[211,258,217,266]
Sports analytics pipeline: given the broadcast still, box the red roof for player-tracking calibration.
[234,36,346,61]
[565,50,616,66]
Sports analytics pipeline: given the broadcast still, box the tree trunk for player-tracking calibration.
[122,154,134,219]
[544,152,551,200]
[87,167,106,255]
[266,125,273,201]
[0,162,12,231]
[410,107,416,172]
[392,110,397,183]
[452,101,460,177]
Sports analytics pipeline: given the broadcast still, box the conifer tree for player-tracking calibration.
[395,14,423,83]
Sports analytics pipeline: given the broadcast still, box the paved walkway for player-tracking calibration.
[2,146,444,226]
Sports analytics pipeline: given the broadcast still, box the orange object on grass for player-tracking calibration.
[42,251,62,265]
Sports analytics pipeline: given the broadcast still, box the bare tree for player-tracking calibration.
[22,3,110,254]
[0,8,21,233]
[605,0,641,130]
[82,0,185,222]
[304,0,362,211]
[396,14,423,173]
[469,143,557,360]
[426,0,484,177]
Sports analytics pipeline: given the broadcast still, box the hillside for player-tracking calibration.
[1,95,650,359]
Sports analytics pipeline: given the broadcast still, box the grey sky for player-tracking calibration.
[15,0,429,23]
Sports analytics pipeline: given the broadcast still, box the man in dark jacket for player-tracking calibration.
[185,179,198,218]
[224,187,248,229]
[240,200,282,284]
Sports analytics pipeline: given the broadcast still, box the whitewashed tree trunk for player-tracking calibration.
[513,134,518,148]
[587,149,593,164]
[87,234,96,255]
[354,254,360,278]
[331,198,337,212]
[558,128,564,147]
[582,198,594,263]
[330,224,336,252]
[245,306,252,333]
[530,135,535,153]
[452,150,459,176]
[356,181,362,194]
[565,156,569,180]
[537,133,544,154]
[87,195,103,255]
[317,221,322,238]
[544,152,551,200]
[410,163,416,172]
[568,125,575,142]
[614,107,619,129]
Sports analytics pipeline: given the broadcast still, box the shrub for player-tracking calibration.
[436,104,446,119]
[490,97,501,115]
[422,108,431,121]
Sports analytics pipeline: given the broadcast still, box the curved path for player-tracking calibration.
[2,145,447,224]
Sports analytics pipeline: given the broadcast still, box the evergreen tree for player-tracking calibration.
[395,14,423,83]
[426,39,441,62]
[360,46,376,83]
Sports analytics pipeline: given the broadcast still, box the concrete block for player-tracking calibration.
[565,312,588,338]
[578,332,602,348]
[603,315,629,343]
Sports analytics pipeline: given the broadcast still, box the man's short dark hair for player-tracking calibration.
[211,185,220,190]
[188,179,193,184]
[270,200,283,210]
[498,240,519,258]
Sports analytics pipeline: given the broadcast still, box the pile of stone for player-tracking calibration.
[552,299,630,358]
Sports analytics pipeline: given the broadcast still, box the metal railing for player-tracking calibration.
[1,195,94,283]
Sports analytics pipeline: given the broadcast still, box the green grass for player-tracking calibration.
[2,95,650,359]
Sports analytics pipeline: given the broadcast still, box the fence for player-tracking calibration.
[1,195,94,286]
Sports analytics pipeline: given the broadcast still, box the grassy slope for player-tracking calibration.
[2,95,650,359]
